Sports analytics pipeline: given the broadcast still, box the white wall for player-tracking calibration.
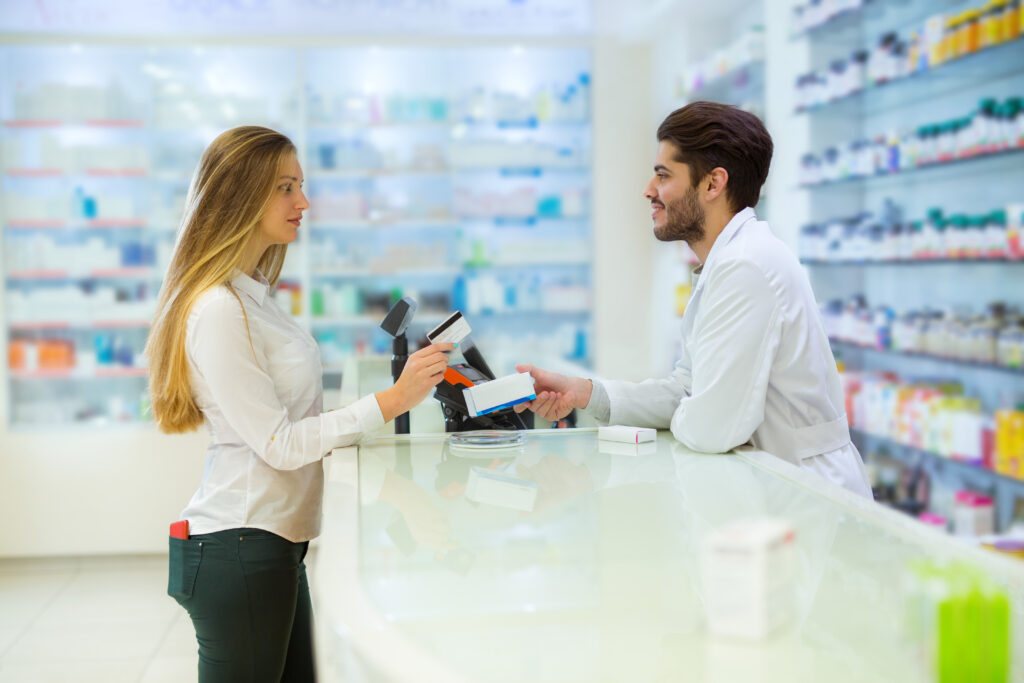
[590,39,657,382]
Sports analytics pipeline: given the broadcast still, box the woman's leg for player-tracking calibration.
[280,554,316,683]
[170,529,310,683]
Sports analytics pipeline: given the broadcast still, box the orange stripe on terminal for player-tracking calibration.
[444,367,475,388]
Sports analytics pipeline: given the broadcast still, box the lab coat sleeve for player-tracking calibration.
[600,357,693,429]
[188,294,384,471]
[670,259,780,453]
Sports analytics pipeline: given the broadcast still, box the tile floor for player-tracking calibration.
[0,548,320,683]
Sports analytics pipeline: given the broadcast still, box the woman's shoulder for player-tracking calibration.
[187,284,246,334]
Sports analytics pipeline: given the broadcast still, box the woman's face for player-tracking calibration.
[258,152,309,246]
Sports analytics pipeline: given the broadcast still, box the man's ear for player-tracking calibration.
[705,167,729,202]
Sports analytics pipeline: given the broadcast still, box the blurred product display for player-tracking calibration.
[800,198,1024,262]
[822,295,1024,368]
[799,95,1024,186]
[800,0,1024,543]
[1,45,593,428]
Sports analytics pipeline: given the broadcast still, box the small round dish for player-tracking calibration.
[448,430,526,450]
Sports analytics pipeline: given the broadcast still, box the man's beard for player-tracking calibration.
[653,187,706,244]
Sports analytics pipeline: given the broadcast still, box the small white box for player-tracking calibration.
[465,467,538,511]
[598,425,656,444]
[700,518,796,640]
[597,440,657,457]
[463,372,536,417]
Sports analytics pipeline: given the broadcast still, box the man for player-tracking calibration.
[517,101,871,497]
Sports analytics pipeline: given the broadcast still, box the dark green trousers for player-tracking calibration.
[168,528,315,683]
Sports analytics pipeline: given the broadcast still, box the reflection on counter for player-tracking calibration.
[318,430,1023,682]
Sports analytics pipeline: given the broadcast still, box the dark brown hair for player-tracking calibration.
[656,101,773,212]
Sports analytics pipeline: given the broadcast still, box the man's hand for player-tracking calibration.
[514,364,592,422]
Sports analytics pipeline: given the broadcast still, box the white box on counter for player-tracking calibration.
[700,517,796,640]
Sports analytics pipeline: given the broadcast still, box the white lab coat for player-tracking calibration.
[600,208,871,496]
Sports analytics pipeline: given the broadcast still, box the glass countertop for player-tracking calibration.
[315,428,1024,683]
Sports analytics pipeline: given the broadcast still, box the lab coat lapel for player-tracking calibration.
[690,207,757,298]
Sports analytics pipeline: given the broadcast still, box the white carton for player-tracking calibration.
[700,518,796,640]
[463,372,536,417]
[465,467,538,511]
[598,425,656,444]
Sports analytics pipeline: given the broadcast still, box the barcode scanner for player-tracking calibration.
[379,297,418,435]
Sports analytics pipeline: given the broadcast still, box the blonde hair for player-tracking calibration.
[146,126,296,433]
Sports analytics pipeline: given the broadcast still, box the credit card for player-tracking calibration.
[428,311,471,345]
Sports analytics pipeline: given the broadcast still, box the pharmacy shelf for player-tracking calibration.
[311,262,588,279]
[9,319,150,331]
[830,339,1024,376]
[311,314,449,329]
[311,267,461,278]
[2,119,145,128]
[683,60,764,104]
[5,168,149,178]
[308,219,459,231]
[464,259,590,268]
[796,37,1024,116]
[851,427,1024,494]
[309,166,588,180]
[6,267,158,281]
[308,119,454,129]
[803,257,1024,266]
[309,118,590,130]
[310,309,591,328]
[6,219,150,230]
[800,144,1024,189]
[9,366,148,380]
[791,4,864,40]
[309,168,452,179]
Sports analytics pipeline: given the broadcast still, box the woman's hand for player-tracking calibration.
[376,343,454,422]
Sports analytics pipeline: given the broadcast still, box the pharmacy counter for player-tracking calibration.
[314,358,1024,682]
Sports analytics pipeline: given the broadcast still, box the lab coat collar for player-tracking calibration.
[692,207,758,283]
[229,268,270,306]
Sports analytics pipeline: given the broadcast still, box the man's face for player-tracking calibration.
[643,140,706,245]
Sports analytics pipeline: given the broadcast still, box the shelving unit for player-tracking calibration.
[851,428,1024,531]
[804,257,1024,265]
[830,339,1024,376]
[1,43,594,428]
[647,2,766,377]
[796,0,1024,531]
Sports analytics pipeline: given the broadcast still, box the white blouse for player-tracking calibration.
[181,270,384,542]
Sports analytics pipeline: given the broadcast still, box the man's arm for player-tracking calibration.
[598,358,693,428]
[670,259,780,453]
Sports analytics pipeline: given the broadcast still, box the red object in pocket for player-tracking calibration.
[169,520,189,540]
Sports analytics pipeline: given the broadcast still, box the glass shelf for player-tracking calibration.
[10,367,148,380]
[2,119,146,128]
[801,144,1024,189]
[803,257,1024,266]
[830,339,1024,377]
[6,268,160,281]
[791,4,865,40]
[797,37,1024,117]
[852,427,1024,492]
[682,60,765,105]
[9,320,150,330]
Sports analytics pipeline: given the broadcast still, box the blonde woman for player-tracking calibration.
[147,126,452,682]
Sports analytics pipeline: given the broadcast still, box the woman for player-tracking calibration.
[146,126,451,682]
